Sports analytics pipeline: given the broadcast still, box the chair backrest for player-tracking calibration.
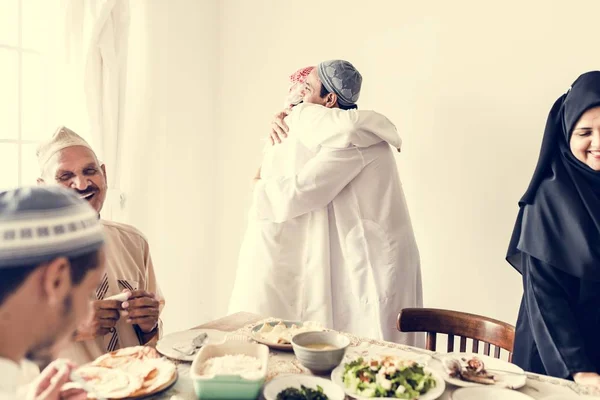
[397,308,515,361]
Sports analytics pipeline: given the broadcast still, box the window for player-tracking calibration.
[0,0,53,190]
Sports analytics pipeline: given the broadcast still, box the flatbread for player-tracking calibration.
[119,359,158,381]
[256,321,322,344]
[64,346,177,399]
[92,346,160,369]
[128,358,177,397]
[68,365,144,399]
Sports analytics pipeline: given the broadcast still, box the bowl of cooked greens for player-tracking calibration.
[262,374,345,400]
[330,355,445,399]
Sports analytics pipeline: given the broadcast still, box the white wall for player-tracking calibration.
[212,0,600,328]
[120,0,600,334]
[119,0,219,333]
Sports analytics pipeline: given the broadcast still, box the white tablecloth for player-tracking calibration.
[150,318,600,399]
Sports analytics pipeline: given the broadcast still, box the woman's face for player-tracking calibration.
[570,106,600,171]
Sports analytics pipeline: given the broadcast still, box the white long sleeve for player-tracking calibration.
[253,146,366,223]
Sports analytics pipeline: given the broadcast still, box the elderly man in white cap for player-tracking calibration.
[0,186,105,400]
[35,127,165,365]
[244,59,423,345]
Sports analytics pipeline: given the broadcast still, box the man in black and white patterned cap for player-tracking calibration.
[0,186,105,400]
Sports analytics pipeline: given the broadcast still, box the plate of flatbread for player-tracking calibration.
[62,346,177,399]
[250,320,323,351]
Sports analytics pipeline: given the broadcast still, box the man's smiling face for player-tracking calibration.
[42,146,107,213]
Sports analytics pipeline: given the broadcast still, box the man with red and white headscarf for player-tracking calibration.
[283,66,315,110]
[228,63,422,346]
[229,66,336,326]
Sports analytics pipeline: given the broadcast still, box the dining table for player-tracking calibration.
[148,312,600,399]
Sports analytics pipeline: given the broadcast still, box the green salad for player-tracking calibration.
[342,356,436,399]
[276,384,329,400]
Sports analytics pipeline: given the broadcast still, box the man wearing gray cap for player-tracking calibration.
[0,186,105,399]
[270,60,363,146]
[306,59,362,108]
[35,127,165,365]
[252,59,423,345]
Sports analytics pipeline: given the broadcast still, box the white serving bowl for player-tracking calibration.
[291,331,350,374]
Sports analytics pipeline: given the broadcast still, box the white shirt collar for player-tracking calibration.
[0,357,21,393]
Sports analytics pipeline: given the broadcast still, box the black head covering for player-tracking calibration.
[507,71,600,281]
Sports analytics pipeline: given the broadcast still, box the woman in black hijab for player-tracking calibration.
[508,71,600,388]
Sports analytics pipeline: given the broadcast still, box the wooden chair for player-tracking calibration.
[397,308,515,361]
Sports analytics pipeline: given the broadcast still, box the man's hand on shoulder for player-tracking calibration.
[270,109,290,145]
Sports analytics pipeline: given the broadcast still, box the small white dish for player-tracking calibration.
[291,331,350,374]
[190,340,269,400]
[451,387,534,399]
[156,329,227,362]
[433,353,527,389]
[263,374,345,400]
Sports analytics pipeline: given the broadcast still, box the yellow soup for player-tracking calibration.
[303,343,337,350]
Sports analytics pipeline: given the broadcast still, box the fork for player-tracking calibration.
[173,332,208,356]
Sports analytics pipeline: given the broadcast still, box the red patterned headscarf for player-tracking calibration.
[289,66,315,91]
[285,66,315,107]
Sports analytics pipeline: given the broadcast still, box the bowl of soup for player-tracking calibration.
[291,331,350,374]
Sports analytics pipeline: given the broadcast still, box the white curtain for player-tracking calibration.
[49,0,130,220]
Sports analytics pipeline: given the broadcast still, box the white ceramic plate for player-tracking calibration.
[251,321,321,351]
[156,329,227,362]
[331,364,445,400]
[263,374,345,400]
[431,353,527,389]
[452,387,533,400]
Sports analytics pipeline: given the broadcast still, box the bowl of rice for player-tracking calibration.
[190,340,269,399]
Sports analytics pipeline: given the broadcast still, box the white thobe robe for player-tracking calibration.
[229,104,423,346]
[0,358,39,400]
[0,358,20,400]
[228,106,335,327]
